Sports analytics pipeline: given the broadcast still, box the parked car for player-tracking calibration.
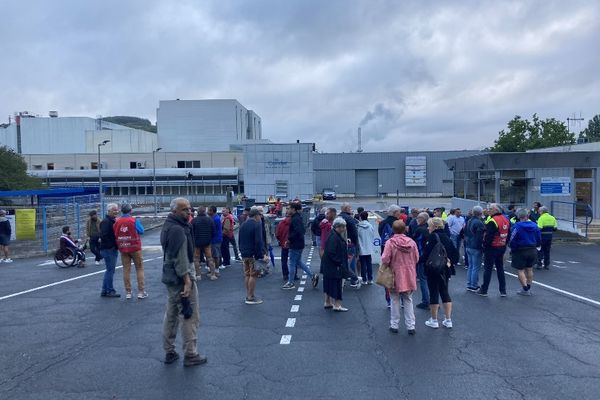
[322,189,336,200]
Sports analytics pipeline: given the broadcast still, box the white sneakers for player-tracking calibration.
[425,318,453,329]
[1,258,13,263]
[95,261,100,265]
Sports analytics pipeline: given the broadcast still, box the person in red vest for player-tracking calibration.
[477,203,510,297]
[114,204,147,299]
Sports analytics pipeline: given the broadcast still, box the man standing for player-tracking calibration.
[99,203,120,298]
[510,208,541,296]
[239,208,268,304]
[221,207,235,267]
[191,206,217,281]
[340,203,360,288]
[407,208,420,237]
[537,206,558,270]
[311,207,327,252]
[114,204,147,299]
[275,208,292,282]
[464,206,485,292]
[161,197,206,367]
[530,202,542,223]
[86,210,103,265]
[477,203,510,297]
[0,210,13,263]
[282,202,319,290]
[379,205,401,249]
[208,206,223,272]
[447,208,465,265]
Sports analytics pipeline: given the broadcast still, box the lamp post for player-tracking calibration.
[98,140,110,214]
[152,147,162,217]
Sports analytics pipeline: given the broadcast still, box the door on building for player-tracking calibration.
[355,170,379,196]
[574,169,594,217]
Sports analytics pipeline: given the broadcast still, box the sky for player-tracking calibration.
[1,0,599,152]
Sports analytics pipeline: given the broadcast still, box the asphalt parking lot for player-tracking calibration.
[1,226,599,399]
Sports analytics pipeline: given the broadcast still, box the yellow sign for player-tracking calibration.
[16,209,36,240]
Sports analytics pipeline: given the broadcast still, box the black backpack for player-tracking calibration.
[311,214,325,236]
[425,233,448,276]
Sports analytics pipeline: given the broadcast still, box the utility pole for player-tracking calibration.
[152,147,162,217]
[98,140,110,214]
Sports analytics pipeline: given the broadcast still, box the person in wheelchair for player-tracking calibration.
[60,226,86,268]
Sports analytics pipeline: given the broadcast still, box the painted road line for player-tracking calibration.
[554,265,568,269]
[0,258,156,301]
[291,305,300,312]
[280,335,292,345]
[555,261,566,264]
[297,287,305,292]
[568,261,580,264]
[302,275,307,279]
[300,280,306,285]
[504,271,600,306]
[294,295,302,301]
[37,260,56,266]
[285,318,296,327]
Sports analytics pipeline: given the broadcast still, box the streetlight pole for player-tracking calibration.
[152,147,162,217]
[98,140,110,215]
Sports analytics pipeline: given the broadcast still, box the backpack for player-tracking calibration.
[381,222,393,247]
[425,233,448,276]
[311,215,324,236]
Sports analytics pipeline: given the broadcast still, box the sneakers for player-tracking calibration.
[245,297,263,305]
[219,265,227,270]
[416,302,429,310]
[164,351,180,364]
[209,274,218,281]
[425,318,439,329]
[95,260,100,265]
[125,292,133,300]
[282,282,296,290]
[137,291,148,299]
[517,288,532,296]
[500,292,507,297]
[408,329,416,335]
[367,280,374,285]
[466,286,479,293]
[2,258,13,263]
[183,354,208,367]
[389,326,399,333]
[349,281,361,289]
[442,319,453,329]
[476,289,488,297]
[333,307,349,312]
[101,290,121,298]
[311,274,319,288]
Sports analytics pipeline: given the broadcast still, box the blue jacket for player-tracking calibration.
[509,221,541,251]
[211,214,223,244]
[464,217,485,250]
[238,218,265,259]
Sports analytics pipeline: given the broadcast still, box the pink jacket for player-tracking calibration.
[381,234,418,293]
[320,219,332,249]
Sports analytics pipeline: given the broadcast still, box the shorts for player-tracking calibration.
[243,257,259,277]
[211,243,222,259]
[0,235,9,246]
[511,247,538,270]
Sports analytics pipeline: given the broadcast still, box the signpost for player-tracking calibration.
[540,177,571,196]
[405,156,427,187]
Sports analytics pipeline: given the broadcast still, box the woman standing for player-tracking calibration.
[420,217,459,329]
[320,217,350,312]
[357,211,375,284]
[381,220,419,335]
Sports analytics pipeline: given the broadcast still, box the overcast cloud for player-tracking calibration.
[1,0,599,152]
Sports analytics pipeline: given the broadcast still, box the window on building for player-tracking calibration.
[33,165,42,170]
[47,163,54,170]
[192,160,201,168]
[177,161,185,168]
[130,162,137,169]
[138,186,146,195]
[575,169,593,179]
[500,179,527,205]
[91,162,98,170]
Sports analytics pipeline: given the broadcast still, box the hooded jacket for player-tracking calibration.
[357,220,375,256]
[381,234,418,293]
[160,213,195,283]
[509,220,541,251]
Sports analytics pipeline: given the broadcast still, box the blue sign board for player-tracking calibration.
[540,177,571,196]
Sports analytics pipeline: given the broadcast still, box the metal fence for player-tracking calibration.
[550,200,594,237]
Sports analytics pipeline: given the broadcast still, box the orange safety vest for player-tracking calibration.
[113,216,142,253]
[486,214,510,248]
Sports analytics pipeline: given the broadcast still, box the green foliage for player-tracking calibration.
[490,114,575,152]
[579,115,600,142]
[102,116,157,133]
[0,146,43,191]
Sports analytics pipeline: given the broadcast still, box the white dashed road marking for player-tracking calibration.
[280,335,292,345]
[285,318,296,327]
[297,287,305,292]
[294,295,302,301]
[290,305,300,312]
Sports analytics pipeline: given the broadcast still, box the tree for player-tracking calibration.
[489,114,575,152]
[579,114,600,142]
[0,146,43,191]
[102,116,157,133]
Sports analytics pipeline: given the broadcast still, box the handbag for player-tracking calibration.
[375,263,394,289]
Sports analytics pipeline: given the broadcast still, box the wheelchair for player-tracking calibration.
[54,242,87,268]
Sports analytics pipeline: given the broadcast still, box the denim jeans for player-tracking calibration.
[465,247,482,289]
[416,262,429,305]
[359,255,373,282]
[450,234,462,262]
[288,248,313,284]
[348,245,358,284]
[481,247,506,294]
[281,247,289,280]
[100,248,119,294]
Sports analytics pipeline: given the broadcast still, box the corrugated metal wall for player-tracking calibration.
[314,151,478,196]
